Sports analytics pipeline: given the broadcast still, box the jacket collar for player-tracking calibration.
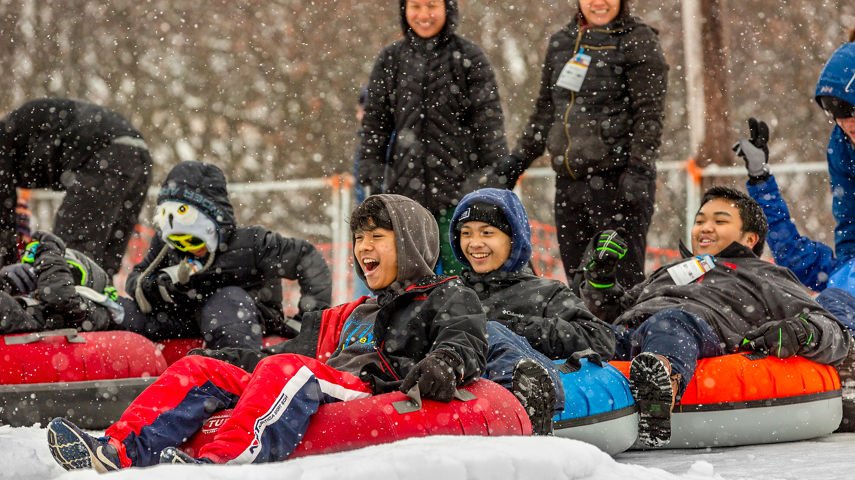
[678,240,758,260]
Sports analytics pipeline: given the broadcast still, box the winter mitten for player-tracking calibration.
[400,349,462,403]
[141,272,182,305]
[740,314,817,359]
[732,117,770,182]
[0,263,37,295]
[583,230,628,288]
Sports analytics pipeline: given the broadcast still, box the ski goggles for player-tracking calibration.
[166,233,207,252]
[818,95,855,119]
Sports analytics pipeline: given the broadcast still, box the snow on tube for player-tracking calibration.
[610,353,842,448]
[180,378,531,459]
[0,328,167,429]
[157,336,288,366]
[551,358,638,455]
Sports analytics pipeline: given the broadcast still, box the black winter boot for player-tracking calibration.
[630,352,680,448]
[512,358,557,436]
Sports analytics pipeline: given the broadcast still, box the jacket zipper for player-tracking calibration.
[561,26,620,179]
[375,342,401,381]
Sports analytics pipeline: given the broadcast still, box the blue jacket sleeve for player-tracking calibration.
[746,175,838,291]
[827,127,855,263]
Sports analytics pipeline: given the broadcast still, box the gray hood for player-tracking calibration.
[354,194,439,295]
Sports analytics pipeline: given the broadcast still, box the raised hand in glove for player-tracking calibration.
[740,314,817,359]
[400,349,462,403]
[732,117,770,182]
[583,230,628,288]
[0,263,37,295]
[31,230,67,255]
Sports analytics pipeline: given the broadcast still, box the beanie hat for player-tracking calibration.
[450,188,532,272]
[454,202,513,238]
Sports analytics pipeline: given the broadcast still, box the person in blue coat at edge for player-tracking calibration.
[448,188,617,427]
[735,115,855,431]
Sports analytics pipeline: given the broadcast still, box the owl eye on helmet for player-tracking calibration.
[166,233,207,252]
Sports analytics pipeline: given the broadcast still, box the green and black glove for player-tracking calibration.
[740,314,817,359]
[583,230,628,289]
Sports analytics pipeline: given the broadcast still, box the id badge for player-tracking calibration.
[556,49,592,92]
[667,255,715,285]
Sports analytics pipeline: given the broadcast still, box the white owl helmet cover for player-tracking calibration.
[155,161,237,252]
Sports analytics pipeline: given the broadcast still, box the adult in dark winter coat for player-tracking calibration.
[0,98,153,274]
[46,194,489,470]
[450,187,615,362]
[0,230,123,335]
[121,161,332,350]
[358,0,509,275]
[814,41,855,263]
[580,186,851,448]
[498,0,668,289]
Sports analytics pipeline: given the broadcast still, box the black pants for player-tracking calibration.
[0,143,151,273]
[118,286,265,350]
[554,172,654,290]
[54,143,152,275]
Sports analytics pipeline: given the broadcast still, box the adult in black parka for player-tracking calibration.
[498,0,668,289]
[121,161,332,349]
[358,0,509,275]
[0,98,153,275]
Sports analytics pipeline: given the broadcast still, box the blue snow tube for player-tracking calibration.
[552,358,638,455]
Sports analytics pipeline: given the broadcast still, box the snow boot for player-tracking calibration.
[46,417,121,472]
[159,446,215,465]
[629,352,680,448]
[512,358,557,436]
[835,343,855,432]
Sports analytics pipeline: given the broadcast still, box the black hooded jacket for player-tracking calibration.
[581,242,851,365]
[127,162,332,333]
[507,9,668,182]
[192,194,488,392]
[358,0,508,214]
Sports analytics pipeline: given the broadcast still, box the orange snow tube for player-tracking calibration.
[611,353,842,448]
[181,378,531,459]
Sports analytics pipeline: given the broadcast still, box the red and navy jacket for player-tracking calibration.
[197,275,488,392]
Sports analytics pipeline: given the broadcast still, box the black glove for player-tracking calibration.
[31,230,66,256]
[740,314,817,359]
[141,271,183,305]
[400,349,462,403]
[618,168,652,206]
[733,117,770,183]
[494,153,526,189]
[0,263,37,295]
[583,230,628,288]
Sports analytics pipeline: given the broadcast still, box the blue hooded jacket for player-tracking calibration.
[815,42,855,261]
[449,188,531,272]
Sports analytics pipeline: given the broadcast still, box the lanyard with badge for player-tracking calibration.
[667,255,716,285]
[556,48,592,92]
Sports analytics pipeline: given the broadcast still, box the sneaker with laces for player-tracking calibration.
[629,352,680,448]
[159,446,215,465]
[46,417,121,472]
[512,358,557,436]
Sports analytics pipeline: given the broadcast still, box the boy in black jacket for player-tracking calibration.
[121,161,332,349]
[46,194,489,471]
[581,186,851,448]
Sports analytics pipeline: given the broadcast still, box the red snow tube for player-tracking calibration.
[611,353,843,448]
[180,378,531,459]
[0,329,168,429]
[157,336,288,366]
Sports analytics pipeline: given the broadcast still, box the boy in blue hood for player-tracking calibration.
[120,161,333,349]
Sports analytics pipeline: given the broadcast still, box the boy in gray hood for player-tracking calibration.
[47,194,491,470]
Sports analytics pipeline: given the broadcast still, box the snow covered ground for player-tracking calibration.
[4,425,854,480]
